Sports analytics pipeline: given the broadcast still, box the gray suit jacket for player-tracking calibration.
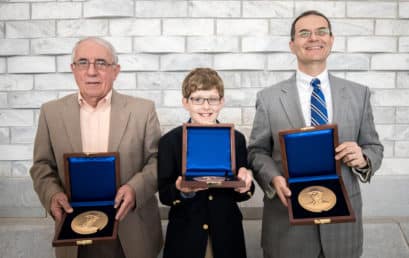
[30,90,163,258]
[248,74,383,258]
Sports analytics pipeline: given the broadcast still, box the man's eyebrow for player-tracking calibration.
[298,27,328,31]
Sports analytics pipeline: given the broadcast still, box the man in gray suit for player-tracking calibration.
[248,10,383,258]
[30,37,162,258]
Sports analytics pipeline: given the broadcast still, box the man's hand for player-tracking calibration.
[114,184,136,221]
[235,167,253,193]
[272,176,291,207]
[175,176,207,194]
[335,141,367,169]
[50,192,73,222]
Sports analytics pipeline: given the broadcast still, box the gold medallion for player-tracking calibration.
[193,176,225,184]
[71,210,108,235]
[298,186,337,213]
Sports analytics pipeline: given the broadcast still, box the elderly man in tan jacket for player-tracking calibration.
[30,37,163,258]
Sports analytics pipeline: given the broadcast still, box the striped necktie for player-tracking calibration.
[310,78,328,126]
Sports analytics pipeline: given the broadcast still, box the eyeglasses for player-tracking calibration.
[72,59,116,71]
[189,97,222,105]
[297,28,331,39]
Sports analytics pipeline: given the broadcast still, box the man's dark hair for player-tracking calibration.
[290,10,333,41]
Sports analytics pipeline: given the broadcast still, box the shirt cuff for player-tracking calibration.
[352,156,372,183]
[265,180,277,199]
[180,191,196,199]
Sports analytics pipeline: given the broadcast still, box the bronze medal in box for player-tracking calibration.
[279,124,355,225]
[180,123,245,189]
[71,210,109,235]
[52,152,120,247]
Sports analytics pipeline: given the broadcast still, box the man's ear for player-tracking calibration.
[289,40,295,54]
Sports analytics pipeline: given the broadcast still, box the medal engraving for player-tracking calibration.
[193,176,225,185]
[298,186,337,213]
[71,211,108,235]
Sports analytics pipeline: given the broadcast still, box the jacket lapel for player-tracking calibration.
[108,91,131,151]
[279,74,306,128]
[61,94,82,153]
[329,74,348,124]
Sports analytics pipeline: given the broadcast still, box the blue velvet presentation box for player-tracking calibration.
[279,124,355,225]
[52,152,120,247]
[180,123,245,188]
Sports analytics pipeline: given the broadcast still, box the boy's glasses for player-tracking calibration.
[189,97,222,105]
[72,59,116,71]
[297,28,331,39]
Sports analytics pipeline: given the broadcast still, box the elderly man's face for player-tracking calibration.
[71,40,120,106]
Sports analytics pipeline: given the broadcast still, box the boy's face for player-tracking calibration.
[182,88,224,124]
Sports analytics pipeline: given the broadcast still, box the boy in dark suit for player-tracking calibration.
[158,68,255,258]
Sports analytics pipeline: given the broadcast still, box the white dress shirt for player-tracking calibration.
[296,69,333,126]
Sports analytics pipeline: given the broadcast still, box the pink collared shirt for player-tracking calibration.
[78,91,112,153]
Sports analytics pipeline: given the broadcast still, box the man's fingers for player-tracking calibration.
[51,208,63,222]
[116,205,126,221]
[50,192,73,221]
[58,198,73,213]
[115,185,136,220]
[114,190,124,209]
[276,186,288,207]
[272,176,291,207]
[116,198,132,221]
[114,187,125,209]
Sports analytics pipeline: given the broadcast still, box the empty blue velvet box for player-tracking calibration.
[181,123,244,188]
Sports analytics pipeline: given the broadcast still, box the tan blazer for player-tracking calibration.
[30,91,163,258]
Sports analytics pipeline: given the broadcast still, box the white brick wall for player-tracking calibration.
[190,1,241,18]
[84,0,133,18]
[32,3,81,19]
[0,0,408,223]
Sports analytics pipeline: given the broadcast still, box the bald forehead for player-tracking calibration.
[72,38,117,63]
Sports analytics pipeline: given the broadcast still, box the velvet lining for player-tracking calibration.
[68,156,117,203]
[185,127,233,178]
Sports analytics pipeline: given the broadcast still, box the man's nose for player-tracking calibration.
[87,63,98,75]
[309,32,318,41]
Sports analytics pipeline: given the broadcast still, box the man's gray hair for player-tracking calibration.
[71,37,118,64]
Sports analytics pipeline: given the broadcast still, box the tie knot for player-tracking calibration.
[311,78,321,89]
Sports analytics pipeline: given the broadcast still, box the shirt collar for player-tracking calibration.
[78,90,112,110]
[296,69,329,90]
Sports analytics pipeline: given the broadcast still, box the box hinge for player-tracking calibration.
[76,239,93,245]
[314,218,331,224]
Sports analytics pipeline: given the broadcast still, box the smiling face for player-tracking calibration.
[182,88,224,125]
[289,14,334,74]
[71,39,120,107]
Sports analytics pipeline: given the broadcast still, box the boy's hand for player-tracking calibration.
[235,167,253,193]
[175,176,207,194]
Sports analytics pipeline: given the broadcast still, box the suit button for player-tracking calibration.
[202,224,209,230]
[208,195,213,201]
